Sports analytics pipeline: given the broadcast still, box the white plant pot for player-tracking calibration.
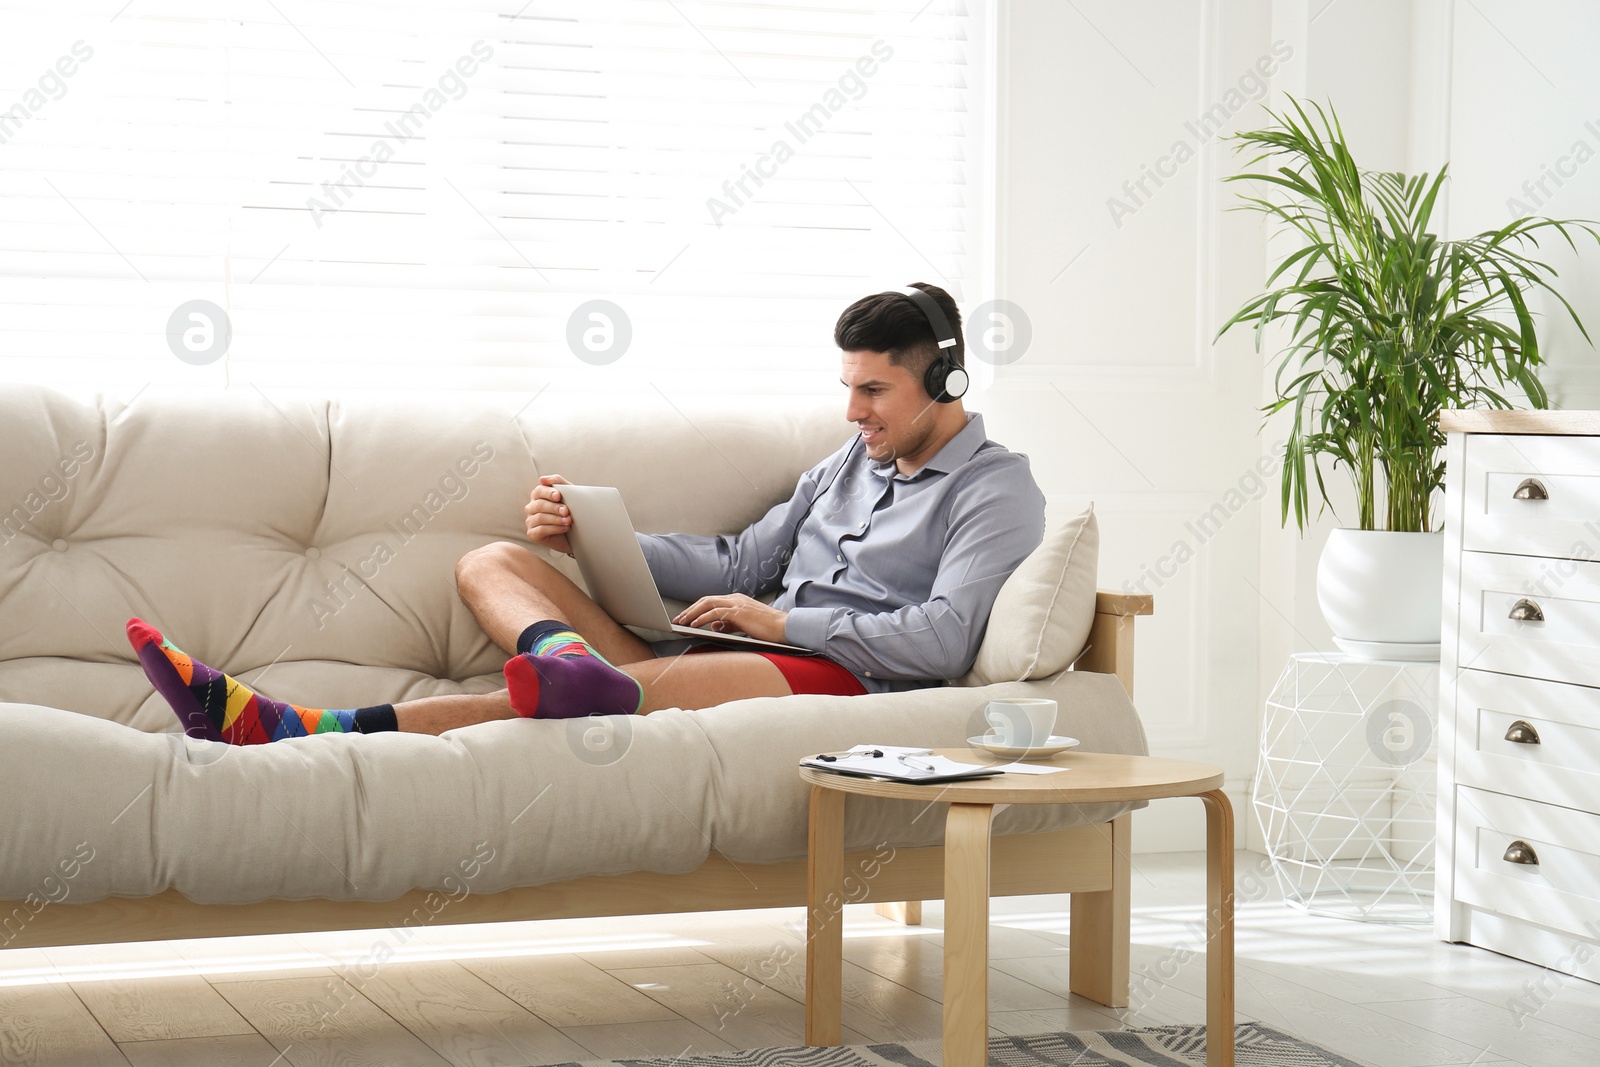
[1315,529,1444,661]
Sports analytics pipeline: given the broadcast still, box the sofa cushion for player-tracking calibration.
[956,503,1098,686]
[0,663,1146,905]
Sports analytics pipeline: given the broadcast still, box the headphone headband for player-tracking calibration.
[891,285,959,351]
[889,284,968,403]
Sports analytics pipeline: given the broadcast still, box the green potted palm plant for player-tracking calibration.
[1219,97,1598,660]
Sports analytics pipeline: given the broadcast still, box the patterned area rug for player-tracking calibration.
[547,1024,1374,1067]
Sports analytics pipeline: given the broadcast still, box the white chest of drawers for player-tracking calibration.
[1438,410,1600,983]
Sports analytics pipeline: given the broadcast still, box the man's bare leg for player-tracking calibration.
[454,541,655,666]
[128,542,791,740]
[390,543,793,733]
[395,690,518,735]
[393,653,791,734]
[626,651,791,714]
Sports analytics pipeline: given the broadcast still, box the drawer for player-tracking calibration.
[1453,670,1600,810]
[1456,550,1600,688]
[1451,785,1600,941]
[1461,433,1600,558]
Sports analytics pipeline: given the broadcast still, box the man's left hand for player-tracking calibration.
[673,594,789,644]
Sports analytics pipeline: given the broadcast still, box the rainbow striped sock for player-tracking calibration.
[504,621,643,719]
[126,618,396,744]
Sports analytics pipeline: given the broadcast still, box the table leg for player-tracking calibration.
[804,784,846,1046]
[1200,789,1235,1067]
[1068,811,1131,1006]
[944,803,993,1067]
[874,900,923,925]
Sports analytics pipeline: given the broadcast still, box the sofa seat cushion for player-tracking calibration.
[958,503,1098,686]
[0,666,1145,905]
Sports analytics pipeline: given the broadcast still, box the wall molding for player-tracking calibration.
[993,0,1228,389]
[1057,493,1233,748]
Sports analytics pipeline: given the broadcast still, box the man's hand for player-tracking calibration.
[673,594,790,644]
[525,474,573,556]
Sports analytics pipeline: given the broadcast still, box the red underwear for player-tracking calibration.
[681,642,867,696]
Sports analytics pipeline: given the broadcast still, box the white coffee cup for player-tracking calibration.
[984,698,1058,749]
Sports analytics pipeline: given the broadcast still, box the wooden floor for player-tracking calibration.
[0,851,1594,1067]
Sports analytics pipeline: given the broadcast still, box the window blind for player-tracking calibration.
[0,0,981,396]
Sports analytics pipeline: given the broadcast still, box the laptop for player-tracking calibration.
[557,484,817,656]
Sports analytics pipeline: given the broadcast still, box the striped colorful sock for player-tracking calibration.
[503,620,643,719]
[126,618,397,744]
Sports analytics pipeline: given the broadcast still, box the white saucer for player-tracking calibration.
[967,734,1081,760]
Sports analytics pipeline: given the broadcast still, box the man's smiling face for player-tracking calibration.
[840,348,952,475]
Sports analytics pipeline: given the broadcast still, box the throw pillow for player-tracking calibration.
[955,502,1098,686]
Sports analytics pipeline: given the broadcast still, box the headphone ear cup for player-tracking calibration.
[926,357,968,402]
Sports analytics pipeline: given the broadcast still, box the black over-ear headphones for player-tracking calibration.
[891,284,968,403]
[777,286,965,577]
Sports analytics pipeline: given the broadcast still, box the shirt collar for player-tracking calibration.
[869,411,986,481]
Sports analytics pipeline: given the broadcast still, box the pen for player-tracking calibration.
[898,753,936,772]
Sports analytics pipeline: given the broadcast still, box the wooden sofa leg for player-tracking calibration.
[873,900,923,925]
[1068,812,1131,1007]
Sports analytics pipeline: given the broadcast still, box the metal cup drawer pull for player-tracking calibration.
[1504,720,1541,745]
[1508,598,1545,622]
[1512,477,1549,500]
[1502,840,1540,866]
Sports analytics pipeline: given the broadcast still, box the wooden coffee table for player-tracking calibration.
[801,750,1234,1067]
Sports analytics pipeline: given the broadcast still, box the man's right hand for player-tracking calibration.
[525,474,574,557]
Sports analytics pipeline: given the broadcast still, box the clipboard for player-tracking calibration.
[799,745,1006,785]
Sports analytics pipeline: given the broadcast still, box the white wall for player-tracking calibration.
[1440,0,1600,407]
[1251,0,1423,854]
[990,0,1600,851]
[989,0,1284,848]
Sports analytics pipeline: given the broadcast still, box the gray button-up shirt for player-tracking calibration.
[637,412,1046,694]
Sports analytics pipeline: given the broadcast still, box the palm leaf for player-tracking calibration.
[1217,94,1600,534]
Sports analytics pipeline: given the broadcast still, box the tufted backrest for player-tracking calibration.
[0,385,854,731]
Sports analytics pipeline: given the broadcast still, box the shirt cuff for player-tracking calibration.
[783,606,837,652]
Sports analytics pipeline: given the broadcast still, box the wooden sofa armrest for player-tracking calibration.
[1075,588,1153,699]
[1093,590,1153,617]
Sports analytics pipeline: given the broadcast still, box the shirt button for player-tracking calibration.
[835,554,843,562]
[864,670,873,677]
[858,522,865,528]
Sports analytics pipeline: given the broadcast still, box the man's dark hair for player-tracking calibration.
[833,282,963,387]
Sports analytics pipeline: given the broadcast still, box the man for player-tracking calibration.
[127,283,1046,744]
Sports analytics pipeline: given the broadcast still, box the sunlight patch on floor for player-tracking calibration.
[0,930,713,987]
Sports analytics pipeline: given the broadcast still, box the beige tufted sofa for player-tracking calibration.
[0,383,1151,1007]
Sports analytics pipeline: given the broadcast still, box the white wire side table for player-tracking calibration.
[1254,652,1438,923]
